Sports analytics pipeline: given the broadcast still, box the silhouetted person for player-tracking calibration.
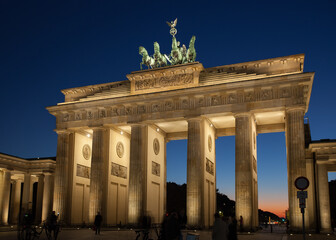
[228,216,237,240]
[165,212,180,240]
[140,213,152,230]
[94,212,103,235]
[239,215,243,232]
[212,213,228,240]
[46,211,59,239]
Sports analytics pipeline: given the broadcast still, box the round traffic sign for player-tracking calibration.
[295,176,310,190]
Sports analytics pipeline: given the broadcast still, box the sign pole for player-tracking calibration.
[301,204,306,240]
[295,176,310,240]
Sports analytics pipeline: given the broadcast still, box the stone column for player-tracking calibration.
[42,173,54,222]
[285,108,306,230]
[128,124,147,225]
[9,179,22,224]
[89,127,109,223]
[22,173,31,211]
[187,118,204,227]
[0,170,4,222]
[53,130,71,222]
[317,164,331,232]
[235,113,255,231]
[35,175,44,223]
[1,170,11,224]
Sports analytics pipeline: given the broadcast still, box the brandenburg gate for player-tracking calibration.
[2,20,334,233]
[46,50,320,230]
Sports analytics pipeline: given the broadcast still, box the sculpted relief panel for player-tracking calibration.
[134,74,193,91]
[111,162,127,179]
[77,164,90,179]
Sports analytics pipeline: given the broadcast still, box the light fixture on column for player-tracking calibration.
[120,131,123,135]
[210,123,213,127]
[87,134,90,138]
[156,128,160,132]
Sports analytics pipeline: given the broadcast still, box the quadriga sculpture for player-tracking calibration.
[139,46,154,70]
[186,36,196,63]
[153,42,168,68]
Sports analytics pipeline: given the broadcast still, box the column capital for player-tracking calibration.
[234,112,251,118]
[186,116,203,123]
[2,168,13,172]
[54,129,73,135]
[91,126,109,131]
[285,106,306,113]
[42,171,53,176]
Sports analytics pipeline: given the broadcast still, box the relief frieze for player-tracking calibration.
[134,73,193,91]
[99,109,106,118]
[152,161,160,176]
[87,111,93,119]
[206,158,214,175]
[75,112,82,120]
[59,85,305,123]
[77,164,90,179]
[111,162,127,179]
[138,105,146,114]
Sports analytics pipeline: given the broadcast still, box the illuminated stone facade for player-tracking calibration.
[0,154,55,225]
[1,54,334,232]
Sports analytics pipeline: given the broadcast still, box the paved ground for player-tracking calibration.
[0,228,335,240]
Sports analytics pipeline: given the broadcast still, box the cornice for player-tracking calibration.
[47,72,313,112]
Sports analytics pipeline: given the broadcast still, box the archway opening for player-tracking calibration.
[215,136,236,217]
[257,132,288,227]
[166,139,187,216]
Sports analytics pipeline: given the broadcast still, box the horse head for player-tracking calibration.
[139,46,148,56]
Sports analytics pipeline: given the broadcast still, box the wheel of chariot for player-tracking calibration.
[170,28,177,37]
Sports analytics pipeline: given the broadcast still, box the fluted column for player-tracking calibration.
[187,118,204,227]
[128,124,147,225]
[1,171,11,224]
[9,179,22,224]
[0,170,4,222]
[235,113,254,231]
[285,108,306,230]
[22,173,31,211]
[89,127,109,223]
[317,164,331,232]
[53,130,72,222]
[42,173,54,222]
[35,175,44,223]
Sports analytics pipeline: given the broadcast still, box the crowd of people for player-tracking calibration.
[212,213,238,240]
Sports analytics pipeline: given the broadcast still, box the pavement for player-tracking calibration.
[0,227,335,240]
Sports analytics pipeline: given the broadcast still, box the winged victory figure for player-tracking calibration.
[166,18,177,28]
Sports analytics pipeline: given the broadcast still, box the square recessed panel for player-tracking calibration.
[254,111,285,125]
[209,116,235,129]
[156,120,188,133]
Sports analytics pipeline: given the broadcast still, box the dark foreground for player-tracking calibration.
[0,227,335,240]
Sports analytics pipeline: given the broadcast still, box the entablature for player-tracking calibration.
[47,72,313,130]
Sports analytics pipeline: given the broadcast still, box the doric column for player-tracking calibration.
[9,179,22,224]
[53,130,72,222]
[128,124,147,225]
[35,175,45,223]
[285,108,306,230]
[42,173,54,222]
[317,164,331,232]
[235,113,256,231]
[0,170,4,221]
[187,118,204,227]
[22,173,31,211]
[89,127,109,223]
[1,170,11,224]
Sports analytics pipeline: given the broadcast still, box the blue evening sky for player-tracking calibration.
[1,1,335,214]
